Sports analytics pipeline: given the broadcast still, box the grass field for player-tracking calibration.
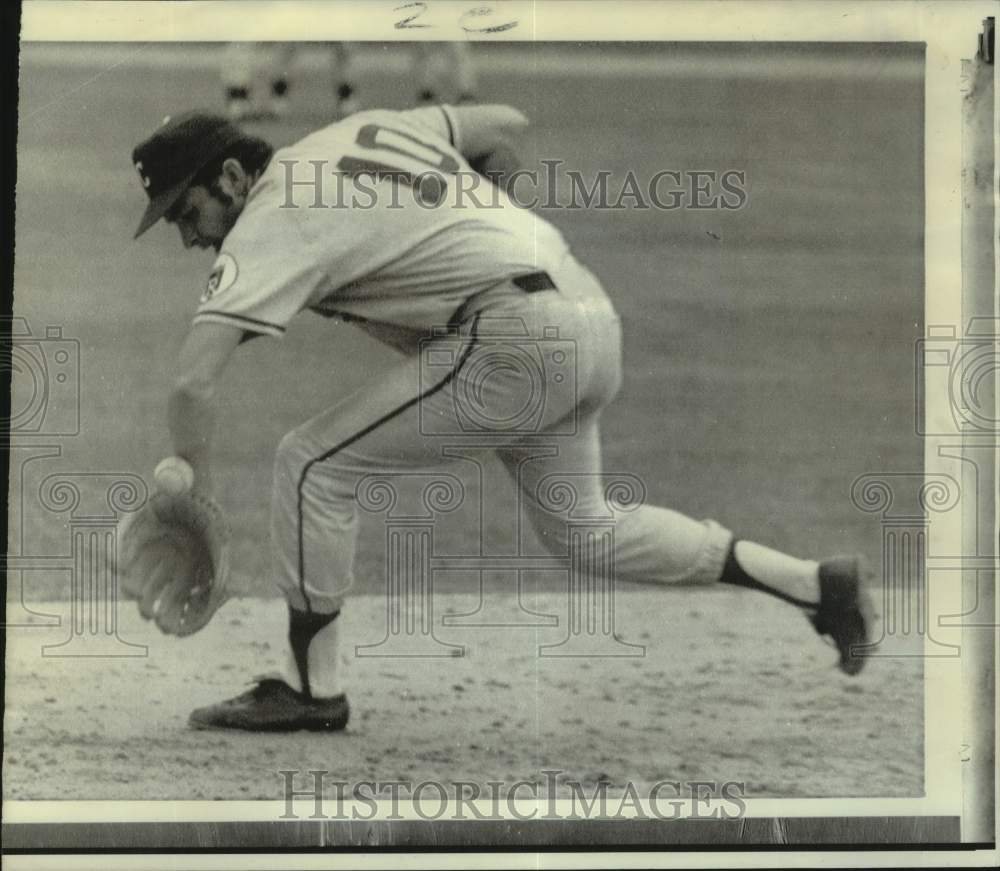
[7,42,924,802]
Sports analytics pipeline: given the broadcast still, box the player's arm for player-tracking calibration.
[167,321,245,492]
[448,104,528,186]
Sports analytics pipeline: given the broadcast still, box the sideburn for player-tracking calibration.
[209,180,234,206]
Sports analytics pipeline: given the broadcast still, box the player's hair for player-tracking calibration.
[191,134,274,203]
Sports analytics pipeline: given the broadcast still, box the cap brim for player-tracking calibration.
[132,171,197,239]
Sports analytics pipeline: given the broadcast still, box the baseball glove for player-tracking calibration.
[116,491,231,636]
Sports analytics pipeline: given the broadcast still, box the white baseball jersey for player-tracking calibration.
[195,105,570,343]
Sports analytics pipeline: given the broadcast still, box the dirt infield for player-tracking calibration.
[8,43,924,805]
[4,589,921,801]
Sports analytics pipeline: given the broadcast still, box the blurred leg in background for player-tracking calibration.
[412,42,478,105]
[266,43,297,118]
[329,42,360,118]
[221,41,257,120]
[221,42,361,121]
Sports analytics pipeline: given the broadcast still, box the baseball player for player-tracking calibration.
[223,42,360,121]
[222,42,477,121]
[130,105,874,731]
[412,42,478,105]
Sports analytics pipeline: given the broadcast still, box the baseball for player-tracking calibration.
[154,456,195,496]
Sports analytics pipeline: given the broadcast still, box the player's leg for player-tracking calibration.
[411,42,441,105]
[498,415,733,587]
[221,42,255,120]
[495,272,872,672]
[330,42,360,118]
[266,43,297,117]
[190,325,479,730]
[411,42,477,105]
[478,285,734,586]
[499,417,820,594]
[445,41,478,103]
[500,408,871,673]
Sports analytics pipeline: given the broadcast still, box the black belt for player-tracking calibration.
[448,271,558,328]
[511,271,557,293]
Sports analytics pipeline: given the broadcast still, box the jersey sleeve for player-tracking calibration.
[193,201,319,338]
[394,104,463,154]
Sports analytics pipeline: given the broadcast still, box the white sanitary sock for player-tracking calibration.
[305,618,343,698]
[734,540,820,605]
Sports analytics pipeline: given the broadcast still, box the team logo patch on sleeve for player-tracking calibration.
[201,253,238,303]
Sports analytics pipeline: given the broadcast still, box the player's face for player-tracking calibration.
[167,184,241,252]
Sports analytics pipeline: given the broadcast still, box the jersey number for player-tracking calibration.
[336,123,460,204]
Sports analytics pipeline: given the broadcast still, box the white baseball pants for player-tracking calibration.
[270,255,733,613]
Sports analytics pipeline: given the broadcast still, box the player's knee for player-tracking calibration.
[276,424,334,473]
[273,429,359,506]
[274,430,307,476]
[272,430,325,501]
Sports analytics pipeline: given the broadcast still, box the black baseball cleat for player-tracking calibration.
[189,678,350,732]
[810,556,877,676]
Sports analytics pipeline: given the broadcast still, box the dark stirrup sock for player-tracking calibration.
[288,606,340,699]
[719,540,817,609]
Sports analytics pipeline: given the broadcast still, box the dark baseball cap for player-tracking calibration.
[131,111,246,238]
